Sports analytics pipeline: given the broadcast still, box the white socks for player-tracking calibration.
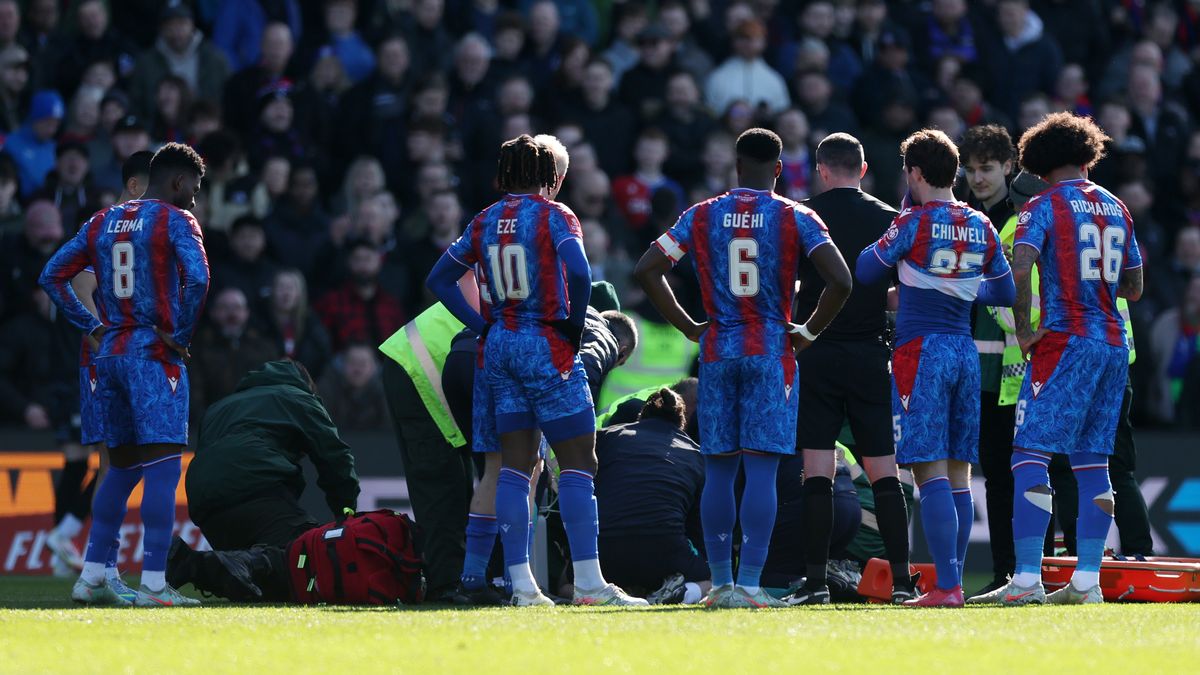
[141,570,166,592]
[55,514,84,538]
[105,565,121,583]
[737,584,760,595]
[572,558,605,591]
[683,583,703,605]
[1071,571,1099,590]
[1011,572,1041,587]
[507,563,538,595]
[81,562,106,585]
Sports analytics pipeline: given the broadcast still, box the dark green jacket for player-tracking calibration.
[186,361,359,519]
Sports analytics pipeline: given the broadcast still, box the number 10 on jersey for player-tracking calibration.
[487,244,530,301]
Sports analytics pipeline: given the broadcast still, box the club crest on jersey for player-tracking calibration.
[885,224,899,241]
[1018,210,1031,225]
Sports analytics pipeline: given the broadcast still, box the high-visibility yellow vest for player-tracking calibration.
[378,303,466,447]
[595,385,661,428]
[596,312,698,410]
[990,215,1135,406]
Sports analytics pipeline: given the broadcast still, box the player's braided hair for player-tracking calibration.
[496,134,559,192]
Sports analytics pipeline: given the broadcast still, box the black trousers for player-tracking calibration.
[382,358,475,597]
[192,488,319,551]
[978,393,1016,577]
[1045,380,1154,556]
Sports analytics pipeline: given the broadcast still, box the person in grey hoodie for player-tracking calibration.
[128,3,229,122]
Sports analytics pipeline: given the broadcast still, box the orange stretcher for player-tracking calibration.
[1041,556,1200,602]
[856,556,1200,603]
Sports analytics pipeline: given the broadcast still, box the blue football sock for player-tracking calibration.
[1011,449,1053,577]
[527,508,537,564]
[140,454,181,577]
[701,454,739,588]
[952,488,973,581]
[1070,452,1113,574]
[737,453,780,589]
[83,463,142,578]
[918,476,960,590]
[495,468,532,567]
[558,469,599,562]
[462,513,497,588]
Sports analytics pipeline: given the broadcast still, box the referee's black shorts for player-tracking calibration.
[796,338,894,456]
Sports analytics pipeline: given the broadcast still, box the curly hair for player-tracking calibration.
[900,128,959,188]
[959,124,1014,166]
[496,134,558,192]
[1017,112,1110,178]
[638,387,687,430]
[149,141,206,182]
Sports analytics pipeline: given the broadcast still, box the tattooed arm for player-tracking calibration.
[1117,265,1143,301]
[1012,243,1046,359]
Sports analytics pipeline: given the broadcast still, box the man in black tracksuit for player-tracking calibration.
[786,133,914,605]
[185,360,360,550]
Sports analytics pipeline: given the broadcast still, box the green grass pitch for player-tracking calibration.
[2,577,1198,674]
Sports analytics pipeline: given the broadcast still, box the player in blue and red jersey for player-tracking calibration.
[427,134,646,607]
[971,113,1144,607]
[857,129,1014,607]
[48,151,154,599]
[635,128,852,608]
[39,143,209,607]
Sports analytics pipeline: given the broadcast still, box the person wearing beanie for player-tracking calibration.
[4,89,64,197]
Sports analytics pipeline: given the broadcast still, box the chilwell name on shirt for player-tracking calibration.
[723,212,765,229]
[931,223,985,244]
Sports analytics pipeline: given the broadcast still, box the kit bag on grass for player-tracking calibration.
[286,510,425,605]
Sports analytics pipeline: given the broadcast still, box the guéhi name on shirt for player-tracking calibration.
[722,212,765,229]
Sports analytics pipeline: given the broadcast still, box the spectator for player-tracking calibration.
[212,0,301,73]
[1033,0,1110,83]
[852,26,929,130]
[404,0,455,76]
[448,33,494,123]
[980,0,1064,121]
[523,0,597,49]
[693,129,736,204]
[849,0,897,67]
[612,128,685,234]
[0,199,60,316]
[781,0,863,88]
[186,360,358,551]
[0,153,22,234]
[334,35,410,181]
[602,2,648,84]
[950,68,1012,131]
[314,238,407,352]
[51,0,138,97]
[30,141,98,230]
[290,45,350,158]
[151,74,191,144]
[405,189,462,312]
[222,22,295,141]
[1150,226,1200,319]
[1016,92,1052,136]
[260,269,333,379]
[128,3,229,121]
[912,0,978,72]
[561,58,635,176]
[653,71,716,189]
[0,44,28,133]
[264,162,330,282]
[320,0,375,85]
[61,84,104,144]
[1052,63,1092,117]
[776,108,813,200]
[1127,64,1191,220]
[318,343,388,431]
[658,0,712,84]
[705,19,790,117]
[0,0,17,54]
[794,71,859,141]
[247,82,309,170]
[89,114,149,194]
[618,24,676,123]
[1149,277,1200,425]
[190,286,282,424]
[0,287,76,434]
[488,11,530,84]
[5,88,62,197]
[212,214,279,304]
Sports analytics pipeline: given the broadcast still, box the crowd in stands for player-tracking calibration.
[0,0,1198,433]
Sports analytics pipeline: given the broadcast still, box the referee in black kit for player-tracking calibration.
[783,133,915,605]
